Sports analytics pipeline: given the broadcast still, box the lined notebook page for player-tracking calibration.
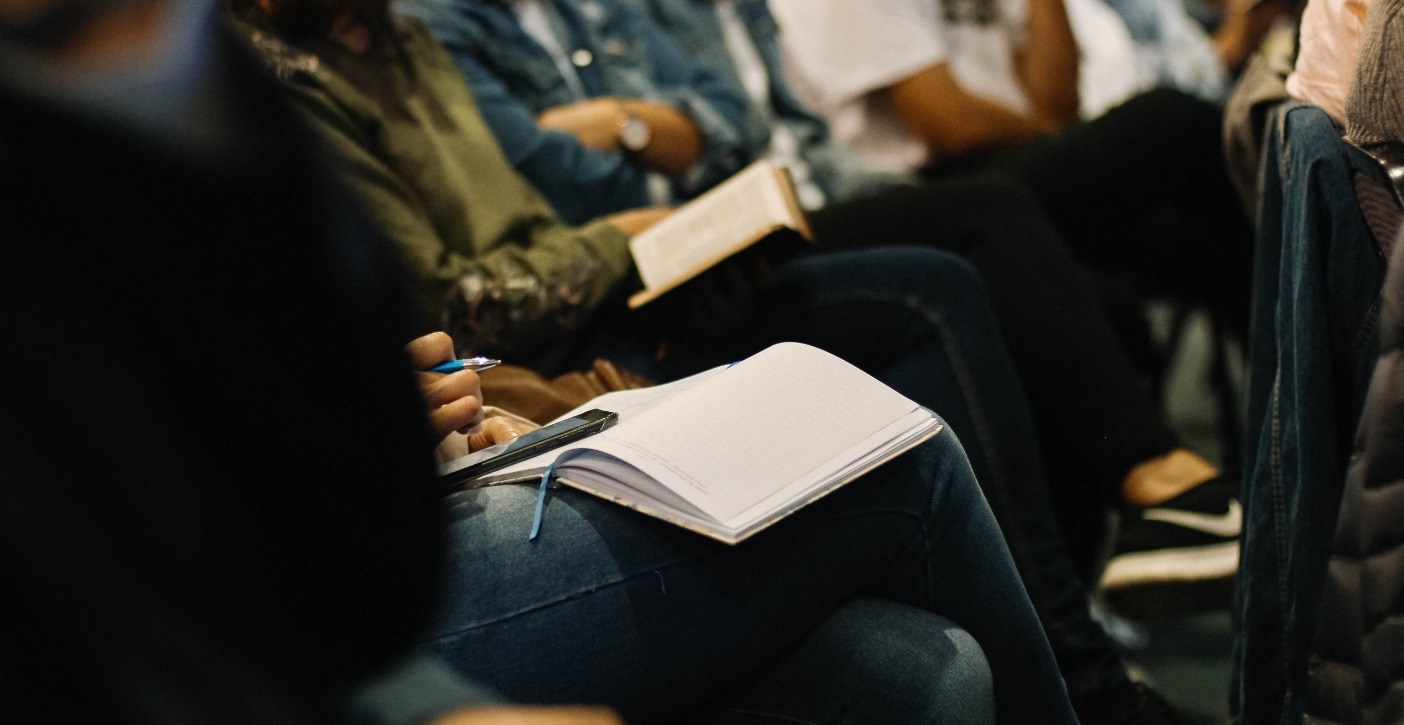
[575,343,921,523]
[469,366,730,475]
[629,160,794,291]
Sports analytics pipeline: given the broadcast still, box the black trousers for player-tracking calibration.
[947,88,1255,333]
[809,175,1182,569]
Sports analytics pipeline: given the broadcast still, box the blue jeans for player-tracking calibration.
[638,246,1130,702]
[1234,104,1386,724]
[424,428,1072,725]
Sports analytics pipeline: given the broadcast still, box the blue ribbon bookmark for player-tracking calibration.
[528,460,558,541]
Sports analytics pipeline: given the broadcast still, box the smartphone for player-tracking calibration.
[439,409,618,488]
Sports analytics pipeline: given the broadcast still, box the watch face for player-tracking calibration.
[620,114,651,152]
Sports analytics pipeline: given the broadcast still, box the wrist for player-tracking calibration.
[613,99,652,153]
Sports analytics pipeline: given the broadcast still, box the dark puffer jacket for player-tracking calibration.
[1304,229,1404,725]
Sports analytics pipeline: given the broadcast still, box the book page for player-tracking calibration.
[462,365,730,480]
[628,161,800,298]
[567,343,924,524]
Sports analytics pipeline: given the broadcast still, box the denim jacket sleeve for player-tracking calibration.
[618,0,749,195]
[400,0,748,225]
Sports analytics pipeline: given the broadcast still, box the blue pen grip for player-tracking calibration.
[428,360,466,374]
[427,357,500,374]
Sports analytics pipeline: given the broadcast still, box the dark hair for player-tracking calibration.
[228,0,397,48]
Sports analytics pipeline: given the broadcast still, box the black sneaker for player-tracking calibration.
[1100,476,1240,618]
[1074,682,1190,725]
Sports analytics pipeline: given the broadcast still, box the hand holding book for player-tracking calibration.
[626,159,813,308]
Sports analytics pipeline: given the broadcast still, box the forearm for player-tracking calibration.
[619,99,702,176]
[885,64,1056,156]
[443,53,653,223]
[1015,0,1080,127]
[537,98,702,175]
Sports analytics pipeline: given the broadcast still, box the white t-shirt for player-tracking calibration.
[1062,0,1156,119]
[770,0,1031,171]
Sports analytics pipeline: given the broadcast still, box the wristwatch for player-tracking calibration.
[617,111,652,153]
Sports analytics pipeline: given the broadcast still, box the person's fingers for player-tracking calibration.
[405,331,456,369]
[419,369,483,409]
[467,416,539,452]
[427,395,484,440]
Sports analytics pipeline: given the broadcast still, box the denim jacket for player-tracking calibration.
[641,0,908,204]
[396,0,749,224]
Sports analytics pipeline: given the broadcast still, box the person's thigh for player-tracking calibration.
[422,430,1075,725]
[978,89,1254,317]
[812,176,1180,512]
[566,247,1034,485]
[684,599,994,725]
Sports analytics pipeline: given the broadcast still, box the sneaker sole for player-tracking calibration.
[1104,575,1236,619]
[1100,540,1239,589]
[1099,541,1238,619]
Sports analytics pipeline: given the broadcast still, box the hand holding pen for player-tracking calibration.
[406,333,492,439]
[407,335,530,450]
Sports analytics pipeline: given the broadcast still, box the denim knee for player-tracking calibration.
[814,598,994,725]
[692,598,995,725]
[781,245,984,302]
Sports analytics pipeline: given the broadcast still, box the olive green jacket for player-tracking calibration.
[244,19,634,363]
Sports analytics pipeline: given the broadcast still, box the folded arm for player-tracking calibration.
[882,0,1078,156]
[1015,0,1079,127]
[425,0,745,223]
[536,97,701,176]
[884,63,1059,156]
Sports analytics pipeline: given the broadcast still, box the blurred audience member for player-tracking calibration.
[768,0,1254,336]
[1097,0,1293,106]
[0,0,503,721]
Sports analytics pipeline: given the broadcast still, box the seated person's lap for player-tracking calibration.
[421,430,1054,724]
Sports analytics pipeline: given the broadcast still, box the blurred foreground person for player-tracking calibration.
[0,0,505,722]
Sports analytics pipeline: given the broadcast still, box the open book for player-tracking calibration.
[628,160,813,308]
[445,343,942,544]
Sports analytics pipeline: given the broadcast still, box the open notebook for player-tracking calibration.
[446,343,942,544]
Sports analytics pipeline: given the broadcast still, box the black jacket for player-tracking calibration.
[0,29,446,724]
[1304,232,1404,725]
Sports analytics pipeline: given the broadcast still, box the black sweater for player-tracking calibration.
[0,30,447,724]
[1305,230,1404,725]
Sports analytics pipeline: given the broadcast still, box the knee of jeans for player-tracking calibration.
[870,247,990,309]
[821,599,995,725]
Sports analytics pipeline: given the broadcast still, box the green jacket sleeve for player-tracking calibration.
[281,71,635,359]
